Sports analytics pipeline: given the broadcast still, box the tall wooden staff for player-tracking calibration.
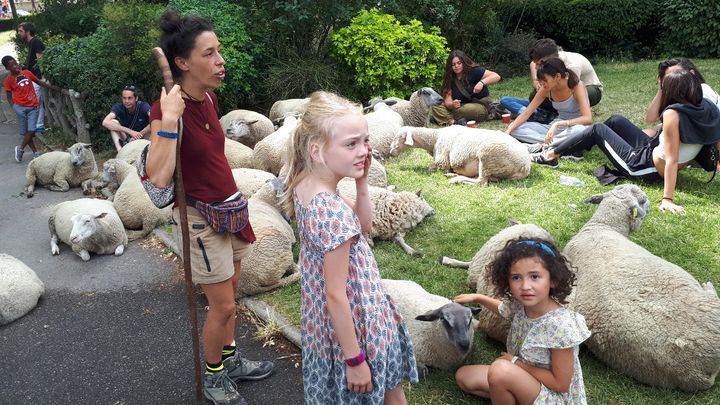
[152,46,204,404]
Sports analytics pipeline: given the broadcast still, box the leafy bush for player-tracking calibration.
[34,0,107,38]
[660,0,720,58]
[169,0,261,112]
[330,8,448,100]
[40,1,164,150]
[263,53,353,100]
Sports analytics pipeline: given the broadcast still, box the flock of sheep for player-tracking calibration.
[2,87,719,395]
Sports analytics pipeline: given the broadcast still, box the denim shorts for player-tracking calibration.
[13,104,39,136]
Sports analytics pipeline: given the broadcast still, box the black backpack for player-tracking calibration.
[694,143,719,182]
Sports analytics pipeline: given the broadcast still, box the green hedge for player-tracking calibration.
[330,8,448,100]
[661,0,720,58]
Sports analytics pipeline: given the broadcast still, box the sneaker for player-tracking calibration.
[455,118,468,126]
[531,152,559,169]
[14,146,23,163]
[224,352,275,382]
[204,370,247,405]
[526,143,544,154]
[32,151,43,159]
[560,151,585,161]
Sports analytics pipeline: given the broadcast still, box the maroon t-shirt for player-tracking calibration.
[150,91,255,242]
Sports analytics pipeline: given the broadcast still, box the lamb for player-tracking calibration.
[564,184,720,392]
[268,97,309,126]
[102,159,172,241]
[388,126,531,186]
[337,179,434,256]
[115,139,150,164]
[220,109,275,148]
[365,102,404,158]
[224,138,255,169]
[24,142,99,198]
[372,87,443,128]
[236,178,299,296]
[252,116,298,175]
[49,198,128,261]
[382,279,480,373]
[0,254,44,325]
[440,223,554,343]
[231,168,277,197]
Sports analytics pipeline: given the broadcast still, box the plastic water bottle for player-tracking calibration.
[559,175,585,187]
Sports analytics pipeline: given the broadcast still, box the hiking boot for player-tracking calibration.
[526,143,544,154]
[560,151,585,161]
[531,152,559,169]
[224,352,275,382]
[14,146,23,163]
[204,370,247,405]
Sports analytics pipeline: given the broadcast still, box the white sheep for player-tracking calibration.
[337,179,434,256]
[389,126,531,186]
[224,138,255,169]
[252,116,298,175]
[49,198,128,261]
[115,139,150,164]
[220,109,274,148]
[374,87,443,127]
[365,102,404,158]
[382,279,480,373]
[564,184,720,392]
[237,178,299,296]
[268,98,309,125]
[0,254,44,325]
[440,223,554,343]
[24,143,99,198]
[102,159,172,241]
[231,168,277,197]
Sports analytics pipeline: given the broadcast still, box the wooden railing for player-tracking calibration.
[41,82,91,143]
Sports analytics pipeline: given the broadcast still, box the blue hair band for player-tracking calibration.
[518,240,556,257]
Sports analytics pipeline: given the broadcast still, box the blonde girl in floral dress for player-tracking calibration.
[455,238,590,404]
[282,91,418,404]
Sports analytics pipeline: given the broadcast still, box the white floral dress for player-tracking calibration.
[294,191,418,404]
[499,300,591,404]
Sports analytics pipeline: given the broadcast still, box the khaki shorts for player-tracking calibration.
[172,206,253,285]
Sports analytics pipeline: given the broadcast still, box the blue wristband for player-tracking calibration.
[157,130,178,139]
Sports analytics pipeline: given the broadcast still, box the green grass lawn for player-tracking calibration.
[259,59,720,404]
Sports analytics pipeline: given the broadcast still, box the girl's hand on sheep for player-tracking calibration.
[454,293,481,304]
[160,84,185,124]
[346,362,373,393]
[659,199,685,215]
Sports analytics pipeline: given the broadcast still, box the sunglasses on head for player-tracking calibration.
[123,85,136,92]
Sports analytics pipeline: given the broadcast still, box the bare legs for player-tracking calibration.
[199,261,241,364]
[456,359,541,405]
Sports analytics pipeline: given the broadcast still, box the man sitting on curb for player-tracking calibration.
[102,85,151,152]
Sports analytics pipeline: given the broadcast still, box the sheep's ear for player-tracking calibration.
[95,212,108,219]
[82,143,92,149]
[384,99,398,106]
[470,307,482,316]
[508,218,520,226]
[415,307,442,322]
[247,119,259,126]
[416,190,423,197]
[583,195,604,205]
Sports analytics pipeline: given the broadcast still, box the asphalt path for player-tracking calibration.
[0,102,304,404]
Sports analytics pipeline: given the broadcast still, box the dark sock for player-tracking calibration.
[222,344,236,361]
[206,361,224,374]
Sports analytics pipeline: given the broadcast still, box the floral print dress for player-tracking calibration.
[499,300,591,405]
[294,191,418,404]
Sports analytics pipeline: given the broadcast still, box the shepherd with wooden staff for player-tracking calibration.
[140,10,274,404]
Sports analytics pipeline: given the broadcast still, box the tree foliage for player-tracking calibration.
[660,0,720,58]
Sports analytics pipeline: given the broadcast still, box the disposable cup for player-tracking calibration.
[502,114,511,124]
[467,120,477,128]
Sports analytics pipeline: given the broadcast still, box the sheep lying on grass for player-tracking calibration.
[0,254,44,325]
[49,198,128,261]
[564,184,720,392]
[382,279,480,373]
[253,116,298,175]
[25,143,99,198]
[337,179,434,256]
[372,87,443,127]
[102,159,172,241]
[231,168,277,197]
[365,102,404,158]
[115,139,150,164]
[224,138,255,169]
[268,98,309,125]
[220,109,274,148]
[440,223,554,343]
[389,126,531,186]
[238,178,299,296]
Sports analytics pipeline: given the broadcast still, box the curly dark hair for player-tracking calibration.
[486,238,576,304]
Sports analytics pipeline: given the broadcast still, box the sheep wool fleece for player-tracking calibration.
[500,300,590,405]
[294,191,418,404]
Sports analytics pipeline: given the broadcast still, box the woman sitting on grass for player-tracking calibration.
[504,58,593,163]
[535,69,720,215]
[428,49,502,127]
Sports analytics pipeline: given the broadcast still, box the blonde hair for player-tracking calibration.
[282,91,362,217]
